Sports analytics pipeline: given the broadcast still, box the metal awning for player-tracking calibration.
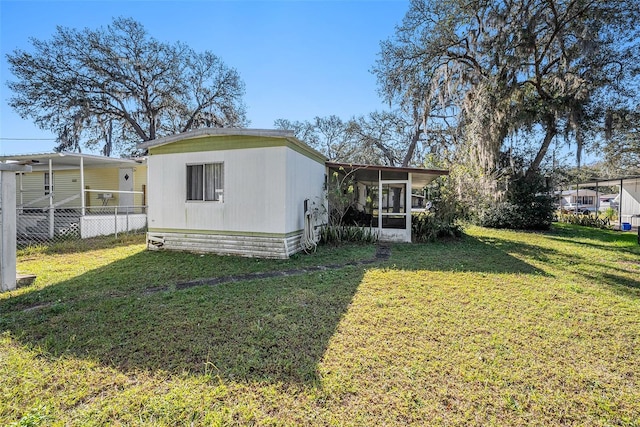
[326,162,449,189]
[0,152,145,171]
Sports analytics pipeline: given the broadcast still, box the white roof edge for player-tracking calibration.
[284,136,328,161]
[0,163,33,172]
[138,128,297,150]
[58,152,145,163]
[577,176,640,187]
[0,152,144,164]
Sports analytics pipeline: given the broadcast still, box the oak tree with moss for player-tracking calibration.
[374,0,640,190]
[7,17,247,156]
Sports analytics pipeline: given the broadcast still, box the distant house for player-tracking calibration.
[598,194,619,212]
[0,152,147,241]
[557,189,598,213]
[139,129,449,258]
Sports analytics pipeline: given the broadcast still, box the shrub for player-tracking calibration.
[479,199,554,230]
[413,177,464,242]
[603,207,618,221]
[555,213,612,230]
[478,172,554,230]
[412,212,463,242]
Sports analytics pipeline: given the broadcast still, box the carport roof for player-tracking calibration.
[576,175,640,187]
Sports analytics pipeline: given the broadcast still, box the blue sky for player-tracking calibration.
[0,0,409,155]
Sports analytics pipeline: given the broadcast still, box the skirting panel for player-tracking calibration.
[146,230,304,259]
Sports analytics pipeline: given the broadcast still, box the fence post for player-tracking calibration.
[126,208,129,233]
[114,206,118,238]
[49,207,55,239]
[1,164,32,292]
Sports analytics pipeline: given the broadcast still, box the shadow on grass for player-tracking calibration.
[390,234,547,276]
[546,233,640,254]
[1,250,366,385]
[6,234,546,386]
[544,224,640,289]
[484,235,639,293]
[545,223,640,249]
[404,225,640,296]
[391,227,640,297]
[17,233,147,256]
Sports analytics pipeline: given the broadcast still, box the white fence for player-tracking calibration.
[16,206,147,247]
[81,209,147,238]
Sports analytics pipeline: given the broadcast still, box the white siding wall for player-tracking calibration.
[18,170,82,208]
[284,148,327,233]
[81,213,147,238]
[621,179,640,218]
[148,147,289,234]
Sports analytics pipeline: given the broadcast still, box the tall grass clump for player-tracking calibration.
[603,207,618,221]
[319,225,378,245]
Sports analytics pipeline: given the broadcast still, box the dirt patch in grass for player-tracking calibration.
[21,302,53,313]
[174,243,391,291]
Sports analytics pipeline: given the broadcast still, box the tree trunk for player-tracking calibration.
[392,187,403,213]
[526,117,557,179]
[102,120,113,157]
[401,127,421,167]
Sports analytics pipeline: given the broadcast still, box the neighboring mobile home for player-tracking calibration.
[578,176,640,228]
[557,189,599,213]
[0,152,147,241]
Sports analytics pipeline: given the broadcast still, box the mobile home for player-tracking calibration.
[140,129,327,258]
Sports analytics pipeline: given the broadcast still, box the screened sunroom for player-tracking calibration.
[325,162,449,242]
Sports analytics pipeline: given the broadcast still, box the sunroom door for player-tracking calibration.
[378,179,411,242]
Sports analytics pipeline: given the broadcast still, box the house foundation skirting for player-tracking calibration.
[146,230,304,259]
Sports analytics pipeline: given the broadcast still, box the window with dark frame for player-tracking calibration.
[186,163,224,201]
[44,172,53,195]
[577,195,594,205]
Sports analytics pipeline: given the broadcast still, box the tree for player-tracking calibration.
[374,0,640,185]
[348,110,427,167]
[599,105,640,175]
[274,116,356,162]
[6,17,247,156]
[275,109,451,167]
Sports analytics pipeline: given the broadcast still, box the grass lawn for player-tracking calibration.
[1,225,639,426]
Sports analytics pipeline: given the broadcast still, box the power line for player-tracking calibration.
[0,137,56,141]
